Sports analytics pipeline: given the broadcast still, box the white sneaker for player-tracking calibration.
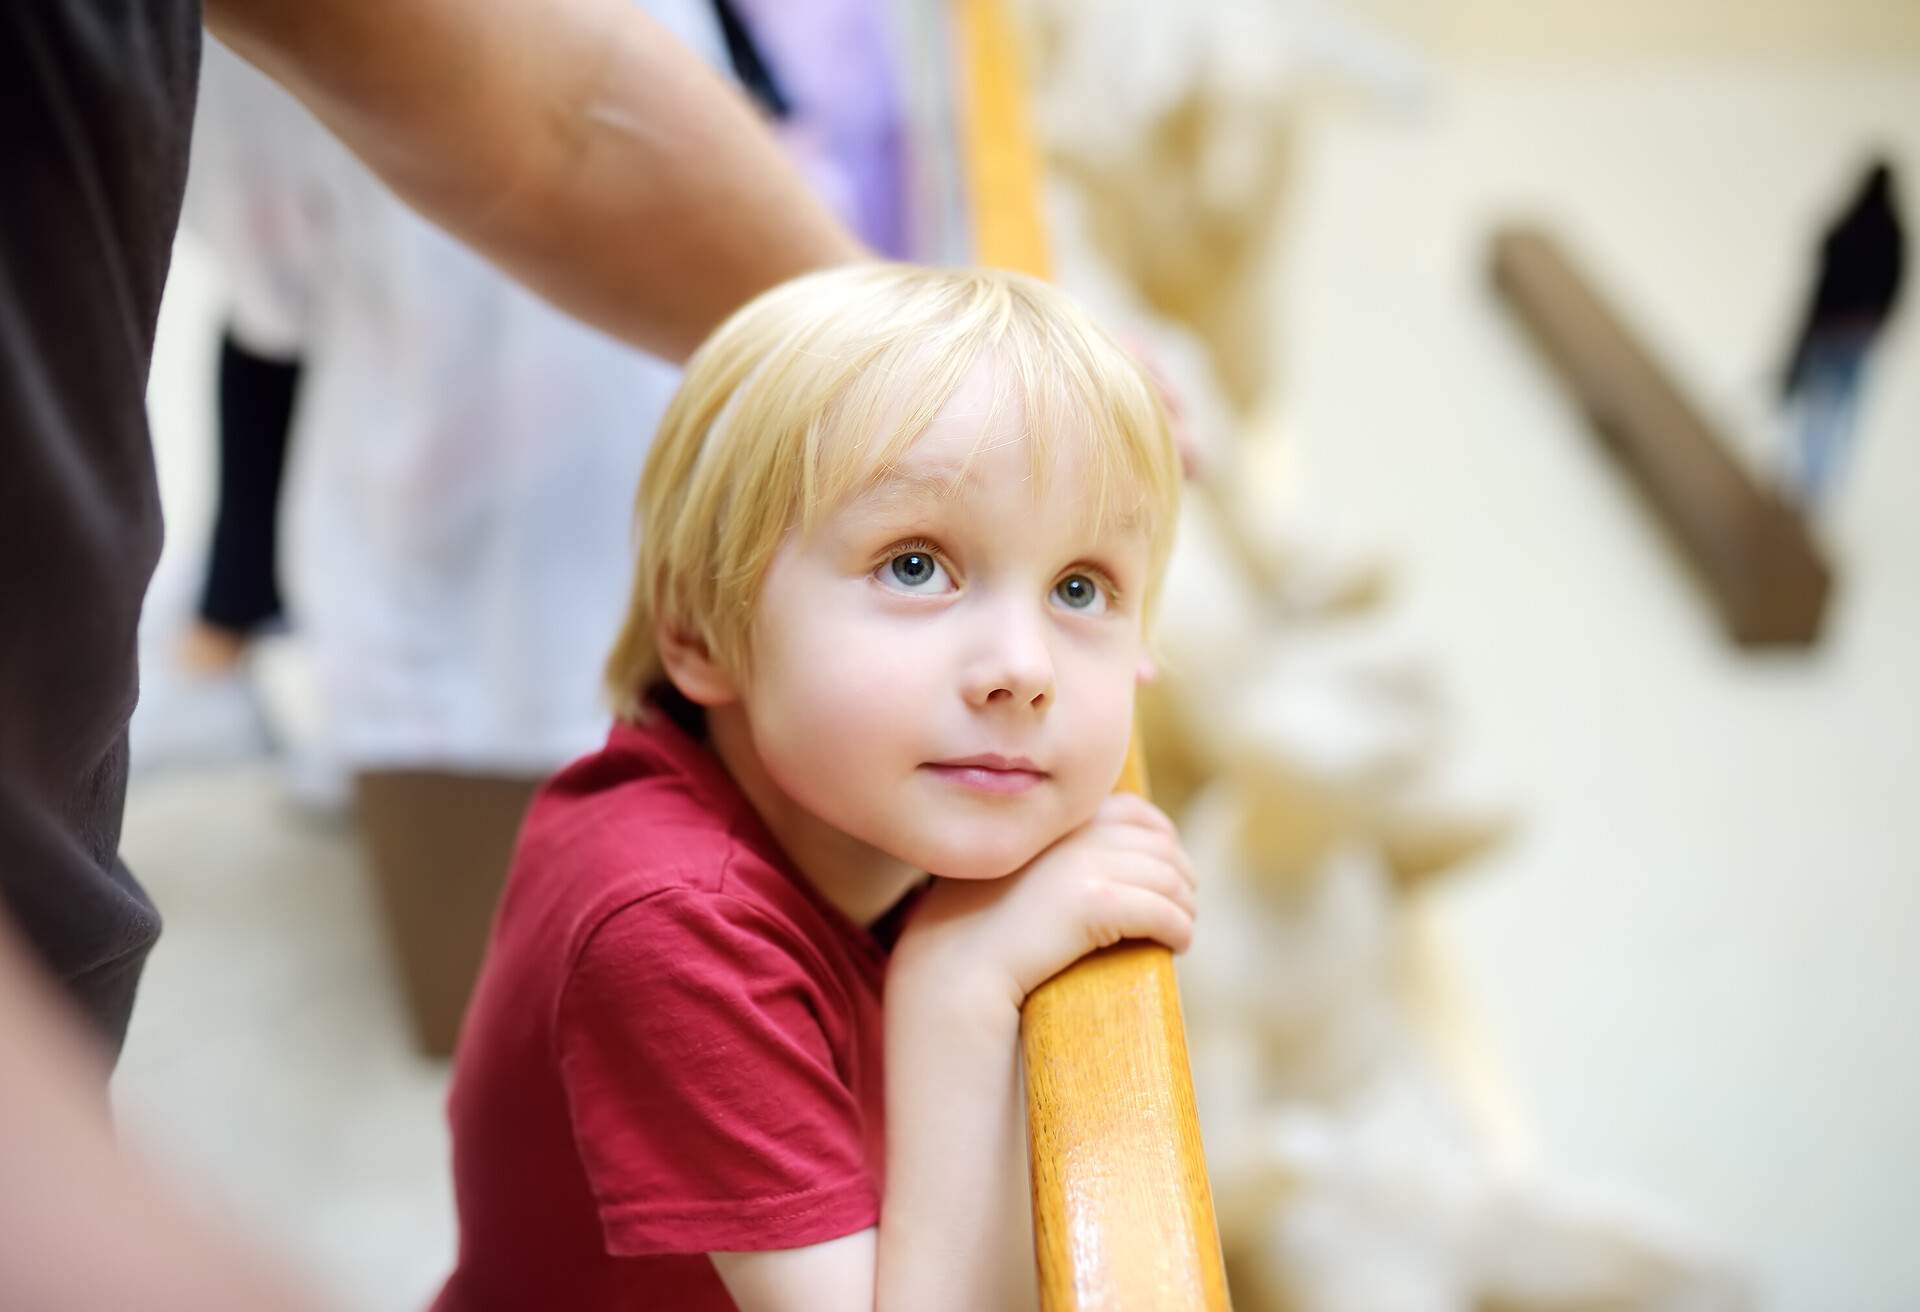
[129,644,273,774]
[250,630,354,822]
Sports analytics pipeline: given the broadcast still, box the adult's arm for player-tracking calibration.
[208,0,869,362]
[0,917,321,1311]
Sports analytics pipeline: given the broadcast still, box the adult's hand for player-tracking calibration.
[0,916,322,1311]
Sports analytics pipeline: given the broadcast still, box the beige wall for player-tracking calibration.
[1342,0,1920,60]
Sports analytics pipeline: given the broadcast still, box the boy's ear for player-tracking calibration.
[656,622,740,707]
[1137,655,1159,684]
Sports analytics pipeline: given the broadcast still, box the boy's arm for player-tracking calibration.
[713,794,1195,1312]
[709,981,1037,1312]
[207,0,866,364]
[710,1229,877,1311]
[874,969,1041,1310]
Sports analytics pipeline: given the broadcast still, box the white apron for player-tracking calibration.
[183,5,726,774]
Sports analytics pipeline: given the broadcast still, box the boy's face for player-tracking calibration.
[730,363,1156,882]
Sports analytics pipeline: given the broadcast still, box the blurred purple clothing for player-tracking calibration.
[734,0,910,258]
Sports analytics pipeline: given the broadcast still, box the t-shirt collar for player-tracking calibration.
[609,690,924,957]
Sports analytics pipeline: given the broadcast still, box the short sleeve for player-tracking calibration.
[555,889,879,1257]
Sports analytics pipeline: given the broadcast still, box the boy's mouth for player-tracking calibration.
[921,753,1049,796]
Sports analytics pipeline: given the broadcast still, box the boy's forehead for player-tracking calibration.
[854,417,1064,506]
[824,358,1155,537]
[852,456,975,508]
[845,429,1148,539]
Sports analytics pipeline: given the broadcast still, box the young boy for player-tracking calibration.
[433,264,1198,1311]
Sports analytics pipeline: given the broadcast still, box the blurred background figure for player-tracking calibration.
[1778,159,1905,512]
[11,0,879,1296]
[148,31,693,1055]
[186,336,299,680]
[140,0,911,1058]
[128,334,300,772]
[133,42,313,781]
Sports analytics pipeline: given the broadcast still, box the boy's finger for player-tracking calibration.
[1173,844,1199,892]
[1095,831,1194,902]
[1116,852,1196,918]
[1097,792,1177,835]
[1099,883,1195,955]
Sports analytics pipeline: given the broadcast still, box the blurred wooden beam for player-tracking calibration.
[1490,226,1832,646]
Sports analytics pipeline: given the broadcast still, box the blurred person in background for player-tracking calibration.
[146,0,911,1055]
[131,34,315,778]
[177,333,301,689]
[1,0,863,1067]
[1779,158,1906,511]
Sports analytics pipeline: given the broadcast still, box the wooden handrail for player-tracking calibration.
[1021,753,1229,1310]
[953,2,1231,1306]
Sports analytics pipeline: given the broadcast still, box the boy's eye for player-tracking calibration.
[881,550,953,593]
[1053,573,1108,614]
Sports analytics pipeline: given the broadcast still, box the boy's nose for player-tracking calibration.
[961,615,1054,711]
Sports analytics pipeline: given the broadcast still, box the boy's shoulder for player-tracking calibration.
[521,713,763,900]
[499,708,837,979]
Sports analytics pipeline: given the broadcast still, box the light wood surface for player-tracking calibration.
[953,1,1231,1305]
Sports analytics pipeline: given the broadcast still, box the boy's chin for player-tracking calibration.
[904,828,1053,883]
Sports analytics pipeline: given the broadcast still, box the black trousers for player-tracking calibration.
[2,3,201,1061]
[198,333,301,635]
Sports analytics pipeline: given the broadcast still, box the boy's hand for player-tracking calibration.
[880,796,1192,1310]
[894,794,1198,1013]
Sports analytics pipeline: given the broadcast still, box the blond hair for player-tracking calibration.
[604,263,1181,721]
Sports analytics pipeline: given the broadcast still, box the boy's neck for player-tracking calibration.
[704,703,925,929]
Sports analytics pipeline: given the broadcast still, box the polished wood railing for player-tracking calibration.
[953,2,1231,1306]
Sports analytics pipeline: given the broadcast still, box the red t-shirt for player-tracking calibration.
[433,699,918,1311]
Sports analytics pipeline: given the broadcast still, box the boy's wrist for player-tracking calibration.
[886,944,1021,1041]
